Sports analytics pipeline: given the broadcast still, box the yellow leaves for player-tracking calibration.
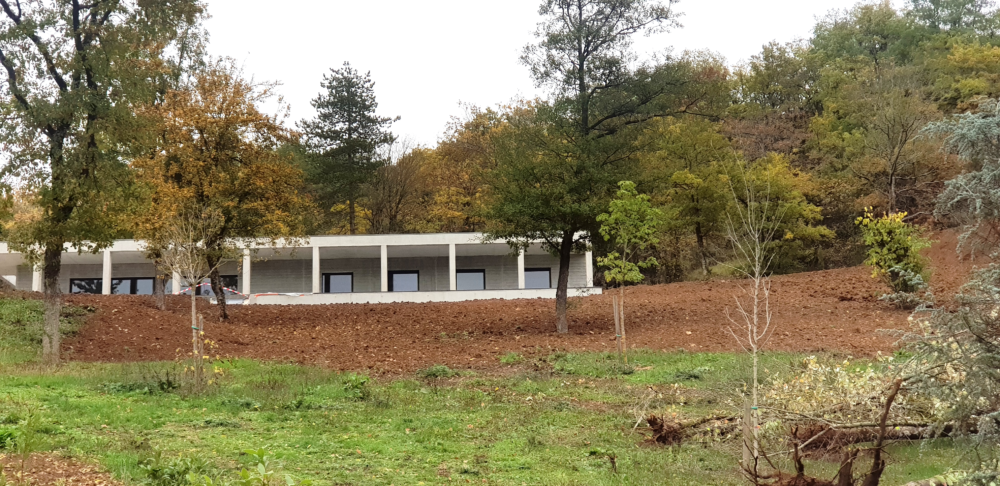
[132,59,311,245]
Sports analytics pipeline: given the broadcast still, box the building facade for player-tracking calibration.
[0,233,600,304]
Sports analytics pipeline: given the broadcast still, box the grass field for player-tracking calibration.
[0,298,963,485]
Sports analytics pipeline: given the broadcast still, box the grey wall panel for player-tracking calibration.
[388,257,448,291]
[250,259,310,294]
[15,265,30,291]
[524,254,589,288]
[456,255,518,290]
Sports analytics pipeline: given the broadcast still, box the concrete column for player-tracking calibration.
[380,245,388,292]
[31,266,42,292]
[101,250,112,295]
[585,248,594,287]
[517,248,525,290]
[312,245,321,294]
[241,249,251,295]
[172,271,181,295]
[448,243,456,291]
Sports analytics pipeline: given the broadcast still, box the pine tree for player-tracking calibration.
[300,62,398,234]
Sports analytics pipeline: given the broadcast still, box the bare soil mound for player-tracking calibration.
[57,230,973,373]
[0,453,120,486]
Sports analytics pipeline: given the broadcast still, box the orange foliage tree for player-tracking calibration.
[132,59,312,319]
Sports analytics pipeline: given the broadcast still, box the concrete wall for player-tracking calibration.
[249,287,601,305]
[246,259,309,294]
[524,254,588,288]
[456,255,518,290]
[12,250,591,294]
[15,262,156,293]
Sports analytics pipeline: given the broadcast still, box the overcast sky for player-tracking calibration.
[203,0,868,147]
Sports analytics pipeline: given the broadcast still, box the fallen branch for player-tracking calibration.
[642,414,739,445]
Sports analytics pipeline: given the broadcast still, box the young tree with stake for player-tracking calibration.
[150,205,226,389]
[596,181,662,364]
[724,163,783,477]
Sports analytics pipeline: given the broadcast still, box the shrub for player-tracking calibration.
[417,365,456,379]
[186,448,312,486]
[856,208,930,292]
[342,373,370,400]
[137,450,211,486]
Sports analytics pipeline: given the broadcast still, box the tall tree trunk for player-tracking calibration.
[889,173,897,213]
[41,244,63,365]
[555,231,574,334]
[153,259,166,311]
[349,199,356,235]
[207,256,228,320]
[695,222,709,276]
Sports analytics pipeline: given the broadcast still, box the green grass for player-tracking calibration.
[0,297,90,364]
[0,298,964,485]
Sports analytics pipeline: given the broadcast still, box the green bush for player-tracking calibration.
[342,373,370,400]
[416,365,456,379]
[186,448,312,486]
[856,208,931,292]
[137,450,211,486]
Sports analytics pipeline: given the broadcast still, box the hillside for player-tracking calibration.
[57,231,973,373]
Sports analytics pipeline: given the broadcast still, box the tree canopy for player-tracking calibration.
[299,62,397,235]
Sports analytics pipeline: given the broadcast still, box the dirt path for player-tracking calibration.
[0,453,120,486]
[58,231,971,373]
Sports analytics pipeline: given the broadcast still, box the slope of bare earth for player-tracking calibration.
[57,231,973,373]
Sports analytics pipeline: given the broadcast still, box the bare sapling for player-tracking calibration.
[149,207,226,389]
[724,166,784,479]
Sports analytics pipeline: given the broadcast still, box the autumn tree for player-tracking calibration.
[725,155,835,274]
[299,62,397,234]
[812,65,957,215]
[415,106,502,233]
[363,142,427,234]
[640,117,734,275]
[726,41,817,164]
[0,0,205,364]
[133,59,311,320]
[485,0,728,333]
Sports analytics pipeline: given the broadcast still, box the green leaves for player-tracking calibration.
[596,181,662,285]
[855,208,930,292]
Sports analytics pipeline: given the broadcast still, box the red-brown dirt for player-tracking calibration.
[57,231,973,373]
[0,453,120,485]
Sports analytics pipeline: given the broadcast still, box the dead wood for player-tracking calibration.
[643,414,738,445]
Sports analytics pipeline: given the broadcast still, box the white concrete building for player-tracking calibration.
[0,234,599,304]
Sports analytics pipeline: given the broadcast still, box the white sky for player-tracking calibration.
[203,0,867,147]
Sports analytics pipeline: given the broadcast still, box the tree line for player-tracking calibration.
[3,0,1000,360]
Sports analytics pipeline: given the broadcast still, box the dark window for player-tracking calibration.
[70,278,103,294]
[456,269,485,291]
[324,273,353,293]
[112,277,155,295]
[389,271,419,292]
[524,268,551,289]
